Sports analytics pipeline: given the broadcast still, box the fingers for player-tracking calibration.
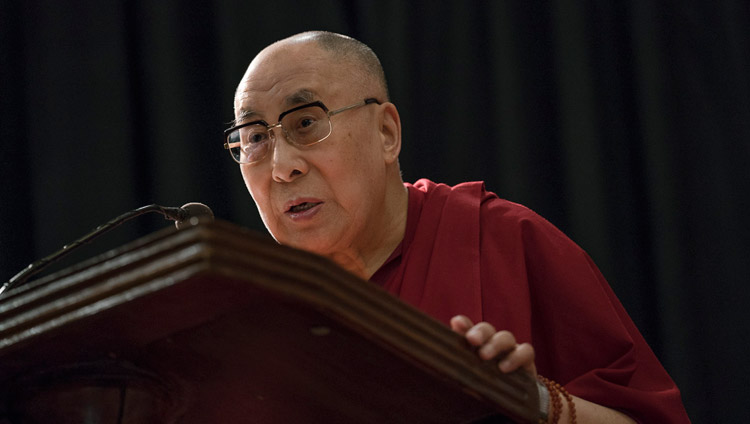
[451,316,502,348]
[450,315,474,335]
[482,334,536,375]
[450,315,537,377]
[451,317,504,352]
[465,322,497,347]
[498,342,536,375]
[478,330,517,360]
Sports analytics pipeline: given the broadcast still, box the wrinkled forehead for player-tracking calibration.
[233,42,342,120]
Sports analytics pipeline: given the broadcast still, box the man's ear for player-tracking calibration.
[379,102,402,164]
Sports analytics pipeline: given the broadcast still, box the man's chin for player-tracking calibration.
[275,234,329,256]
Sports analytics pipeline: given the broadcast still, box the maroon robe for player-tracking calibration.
[371,179,690,423]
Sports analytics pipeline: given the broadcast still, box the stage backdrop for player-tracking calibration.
[1,1,748,422]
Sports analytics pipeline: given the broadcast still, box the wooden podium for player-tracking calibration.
[0,221,540,423]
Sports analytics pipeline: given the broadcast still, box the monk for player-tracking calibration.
[224,31,690,423]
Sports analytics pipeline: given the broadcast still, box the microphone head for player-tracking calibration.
[175,202,214,229]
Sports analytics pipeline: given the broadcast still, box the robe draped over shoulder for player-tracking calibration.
[371,179,690,423]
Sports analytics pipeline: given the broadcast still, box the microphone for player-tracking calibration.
[0,203,214,296]
[173,202,215,230]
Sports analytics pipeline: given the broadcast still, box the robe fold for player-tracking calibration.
[371,179,690,423]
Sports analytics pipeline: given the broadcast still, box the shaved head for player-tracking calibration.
[289,31,389,101]
[237,31,389,104]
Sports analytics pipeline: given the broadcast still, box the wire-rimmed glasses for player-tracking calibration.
[223,98,381,164]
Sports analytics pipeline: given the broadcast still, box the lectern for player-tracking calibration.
[0,221,540,423]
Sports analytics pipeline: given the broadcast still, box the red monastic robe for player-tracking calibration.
[371,179,690,423]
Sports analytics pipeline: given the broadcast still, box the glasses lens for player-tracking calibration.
[227,124,271,163]
[281,106,331,146]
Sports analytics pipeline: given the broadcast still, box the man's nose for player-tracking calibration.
[270,129,308,183]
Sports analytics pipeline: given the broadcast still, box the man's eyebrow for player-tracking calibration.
[231,109,259,126]
[231,89,318,126]
[283,89,317,108]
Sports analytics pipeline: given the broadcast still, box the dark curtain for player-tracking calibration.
[1,1,748,421]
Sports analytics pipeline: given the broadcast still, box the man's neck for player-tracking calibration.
[328,181,408,280]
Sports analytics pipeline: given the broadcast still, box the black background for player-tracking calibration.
[1,1,748,421]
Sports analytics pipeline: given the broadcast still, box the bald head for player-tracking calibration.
[236,32,389,106]
[288,31,389,101]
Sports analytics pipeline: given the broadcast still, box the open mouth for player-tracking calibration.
[288,202,322,214]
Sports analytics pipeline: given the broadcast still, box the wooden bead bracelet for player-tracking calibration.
[538,375,577,424]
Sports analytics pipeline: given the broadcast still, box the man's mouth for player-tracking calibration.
[288,202,321,213]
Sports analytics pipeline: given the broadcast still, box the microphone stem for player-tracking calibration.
[0,204,183,295]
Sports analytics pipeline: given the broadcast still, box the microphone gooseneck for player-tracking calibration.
[0,203,214,296]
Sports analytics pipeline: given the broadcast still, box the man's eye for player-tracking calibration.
[240,132,268,153]
[294,115,322,134]
[245,132,268,144]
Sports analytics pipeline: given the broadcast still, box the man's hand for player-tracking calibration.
[450,315,638,424]
[450,315,537,377]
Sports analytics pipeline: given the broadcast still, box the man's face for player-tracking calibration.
[234,42,389,257]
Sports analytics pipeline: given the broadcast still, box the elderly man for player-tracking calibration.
[224,31,690,423]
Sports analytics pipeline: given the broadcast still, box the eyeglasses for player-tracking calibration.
[223,98,381,164]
